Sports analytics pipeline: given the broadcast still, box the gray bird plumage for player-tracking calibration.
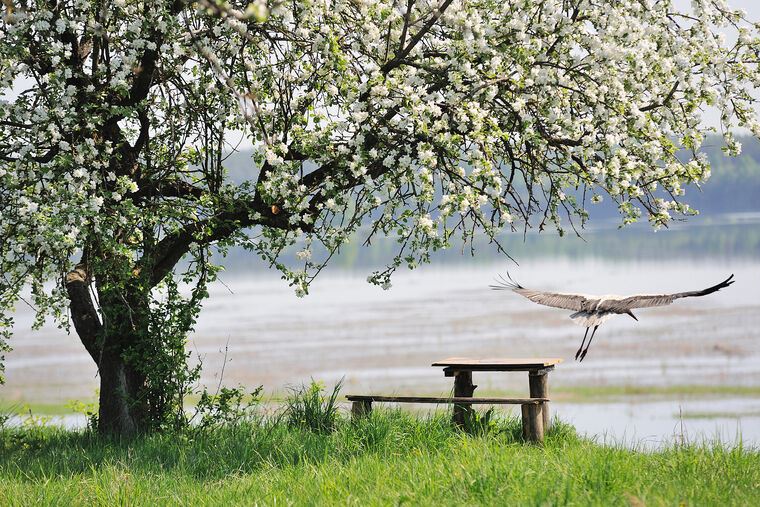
[491,273,735,362]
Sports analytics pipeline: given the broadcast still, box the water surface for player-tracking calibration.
[3,216,760,448]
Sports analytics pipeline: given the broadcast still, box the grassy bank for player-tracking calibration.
[1,411,759,506]
[6,383,760,416]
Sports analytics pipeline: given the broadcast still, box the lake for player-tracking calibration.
[2,213,760,448]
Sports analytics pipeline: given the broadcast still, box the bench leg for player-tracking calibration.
[351,400,372,420]
[529,370,550,431]
[452,371,477,428]
[521,404,544,443]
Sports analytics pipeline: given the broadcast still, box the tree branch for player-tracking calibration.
[65,264,102,365]
[144,196,291,287]
[381,0,453,73]
[640,81,679,112]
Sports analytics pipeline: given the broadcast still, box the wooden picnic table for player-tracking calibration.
[431,357,563,439]
[346,357,563,442]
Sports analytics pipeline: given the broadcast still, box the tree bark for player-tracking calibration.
[97,347,143,437]
[97,286,150,437]
[67,264,150,437]
[65,265,102,365]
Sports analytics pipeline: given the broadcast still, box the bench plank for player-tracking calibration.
[346,395,548,404]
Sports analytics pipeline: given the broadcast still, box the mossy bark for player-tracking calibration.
[67,264,151,437]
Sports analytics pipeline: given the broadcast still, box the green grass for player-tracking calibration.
[679,410,760,420]
[559,384,760,399]
[0,401,90,417]
[1,411,759,506]
[475,384,760,402]
[6,383,760,417]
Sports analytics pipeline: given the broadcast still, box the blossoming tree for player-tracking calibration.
[1,0,759,435]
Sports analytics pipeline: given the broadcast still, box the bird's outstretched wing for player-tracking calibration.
[599,274,735,312]
[490,274,588,311]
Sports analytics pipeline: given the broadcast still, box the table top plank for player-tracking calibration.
[432,357,563,371]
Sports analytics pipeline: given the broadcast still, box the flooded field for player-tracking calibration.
[2,216,760,448]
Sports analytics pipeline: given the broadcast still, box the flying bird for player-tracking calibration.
[491,273,735,362]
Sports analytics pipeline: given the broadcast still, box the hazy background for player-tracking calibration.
[4,0,760,444]
[3,132,759,447]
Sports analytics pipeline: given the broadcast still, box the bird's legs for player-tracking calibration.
[575,327,590,360]
[579,325,599,362]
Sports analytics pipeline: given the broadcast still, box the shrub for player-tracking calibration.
[192,385,263,430]
[285,379,343,434]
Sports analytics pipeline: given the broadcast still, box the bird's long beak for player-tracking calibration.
[627,310,638,321]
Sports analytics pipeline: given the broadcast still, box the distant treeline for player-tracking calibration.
[213,135,760,272]
[214,219,759,273]
[222,134,760,216]
[687,135,760,213]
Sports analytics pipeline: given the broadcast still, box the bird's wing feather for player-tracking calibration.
[513,289,588,311]
[599,274,735,312]
[490,273,589,311]
[598,294,675,311]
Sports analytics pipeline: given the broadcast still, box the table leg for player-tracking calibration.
[521,403,544,443]
[452,370,476,427]
[529,370,550,431]
[351,400,372,420]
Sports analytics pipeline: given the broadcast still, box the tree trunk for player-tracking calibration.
[96,293,151,437]
[67,264,150,437]
[97,347,144,437]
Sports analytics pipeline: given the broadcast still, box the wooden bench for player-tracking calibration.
[434,357,561,436]
[346,395,550,442]
[347,357,562,442]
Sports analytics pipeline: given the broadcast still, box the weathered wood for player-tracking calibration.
[351,399,372,419]
[521,403,544,443]
[352,355,561,440]
[347,394,550,441]
[529,369,550,431]
[434,357,562,372]
[443,365,556,376]
[452,371,476,427]
[345,395,548,404]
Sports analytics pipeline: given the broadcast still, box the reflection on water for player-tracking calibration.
[5,397,759,450]
[556,398,760,449]
[2,216,760,448]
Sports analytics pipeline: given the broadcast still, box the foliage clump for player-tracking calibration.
[284,379,343,434]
